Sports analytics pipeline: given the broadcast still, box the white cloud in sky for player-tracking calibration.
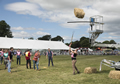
[11,26,24,30]
[63,36,71,40]
[102,36,119,39]
[11,26,36,30]
[36,31,50,35]
[5,0,120,42]
[63,36,78,41]
[13,31,31,38]
[12,30,50,38]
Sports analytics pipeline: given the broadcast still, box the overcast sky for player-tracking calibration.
[0,0,120,43]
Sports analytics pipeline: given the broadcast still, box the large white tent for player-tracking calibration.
[0,37,70,50]
[94,43,120,48]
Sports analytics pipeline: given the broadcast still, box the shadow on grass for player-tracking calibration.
[11,66,18,69]
[40,68,48,70]
[96,70,110,74]
[20,64,26,66]
[0,68,6,70]
[12,70,22,73]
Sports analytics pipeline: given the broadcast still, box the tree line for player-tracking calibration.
[29,35,64,42]
[65,37,116,48]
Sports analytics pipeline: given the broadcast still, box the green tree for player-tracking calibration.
[65,36,91,48]
[28,37,34,40]
[38,35,51,40]
[65,43,69,46]
[0,20,13,38]
[71,40,80,48]
[102,40,110,44]
[109,40,116,44]
[80,37,86,43]
[79,37,90,47]
[51,35,64,42]
[80,39,90,47]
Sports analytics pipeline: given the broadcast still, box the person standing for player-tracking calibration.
[25,49,31,69]
[8,47,14,73]
[3,49,8,69]
[0,49,4,65]
[33,50,40,70]
[69,43,80,75]
[46,48,54,66]
[16,49,22,65]
[36,50,41,65]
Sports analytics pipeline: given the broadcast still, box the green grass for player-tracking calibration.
[0,55,120,84]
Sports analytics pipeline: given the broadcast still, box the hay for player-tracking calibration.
[84,67,97,74]
[74,8,85,18]
[43,67,47,69]
[108,70,120,79]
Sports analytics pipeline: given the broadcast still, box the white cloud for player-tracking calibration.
[5,2,43,15]
[63,36,71,40]
[12,30,50,38]
[5,0,120,37]
[36,31,50,35]
[13,31,31,38]
[25,27,36,30]
[11,26,24,30]
[63,36,78,41]
[11,26,36,30]
[81,34,88,37]
[102,36,119,39]
[96,39,105,43]
[38,28,55,30]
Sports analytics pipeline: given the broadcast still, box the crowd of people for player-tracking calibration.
[0,46,80,75]
[0,47,14,73]
[0,47,55,73]
[1,46,119,75]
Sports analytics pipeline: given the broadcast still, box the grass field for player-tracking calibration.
[0,55,120,84]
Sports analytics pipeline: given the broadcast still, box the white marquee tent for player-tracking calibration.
[0,37,70,50]
[94,43,120,48]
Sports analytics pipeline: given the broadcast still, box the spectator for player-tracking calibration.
[3,49,8,69]
[0,49,4,65]
[25,50,31,69]
[8,47,14,73]
[16,49,22,65]
[46,48,54,67]
[33,50,40,71]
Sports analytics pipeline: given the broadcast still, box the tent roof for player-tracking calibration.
[0,37,69,50]
[94,43,120,48]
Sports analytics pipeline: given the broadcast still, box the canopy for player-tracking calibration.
[94,43,120,48]
[0,37,70,50]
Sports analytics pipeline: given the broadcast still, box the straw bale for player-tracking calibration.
[108,70,120,79]
[84,67,97,74]
[74,8,85,18]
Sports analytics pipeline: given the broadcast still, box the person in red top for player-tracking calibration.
[25,49,31,69]
[33,50,40,71]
